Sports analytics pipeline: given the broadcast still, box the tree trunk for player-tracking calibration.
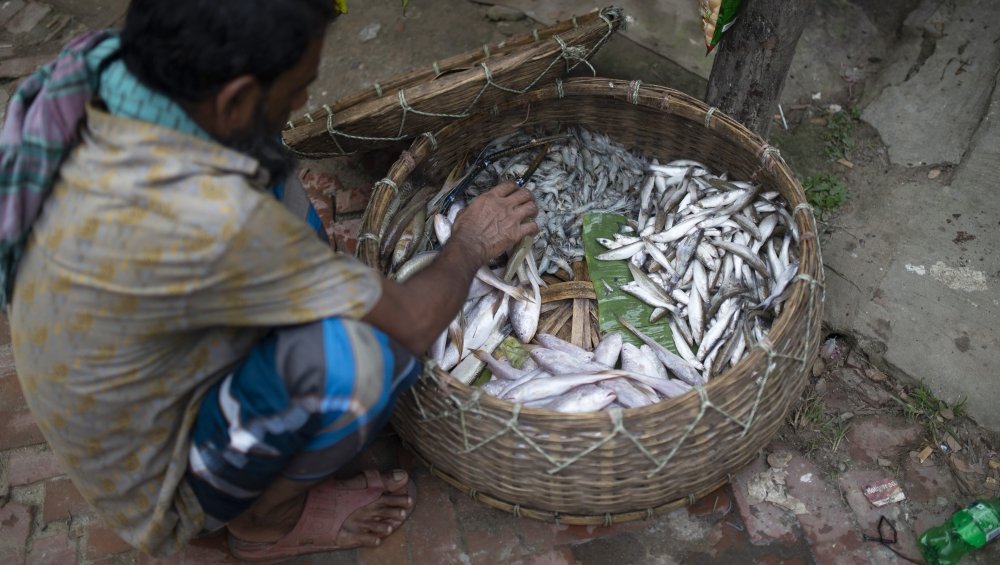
[705,0,816,139]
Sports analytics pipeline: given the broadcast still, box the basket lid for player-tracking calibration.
[281,6,625,158]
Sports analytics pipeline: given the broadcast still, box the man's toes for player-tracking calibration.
[360,520,395,536]
[337,529,382,548]
[381,469,408,493]
[370,504,409,522]
[375,493,413,510]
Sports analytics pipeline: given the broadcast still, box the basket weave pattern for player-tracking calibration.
[282,7,623,157]
[361,78,825,525]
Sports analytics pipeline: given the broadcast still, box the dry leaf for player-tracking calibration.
[989,459,1000,471]
[940,407,954,420]
[945,434,962,453]
[950,454,984,475]
[837,158,855,169]
[865,367,888,382]
[928,169,941,179]
[809,117,828,126]
[767,452,793,469]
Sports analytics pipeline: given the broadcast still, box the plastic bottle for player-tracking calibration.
[918,499,1000,565]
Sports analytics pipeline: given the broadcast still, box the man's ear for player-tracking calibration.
[213,75,261,137]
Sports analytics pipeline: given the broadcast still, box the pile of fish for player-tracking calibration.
[388,127,801,413]
[461,128,647,276]
[594,158,801,384]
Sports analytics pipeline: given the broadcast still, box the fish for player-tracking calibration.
[592,333,624,367]
[534,334,594,361]
[393,251,439,283]
[757,260,799,311]
[464,293,508,354]
[527,345,607,375]
[473,349,526,381]
[598,378,653,408]
[504,370,630,403]
[544,384,617,413]
[476,267,534,303]
[618,317,704,386]
[391,208,426,269]
[510,275,541,343]
[619,370,693,399]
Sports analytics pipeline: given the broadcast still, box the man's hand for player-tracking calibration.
[450,181,539,265]
[364,181,539,355]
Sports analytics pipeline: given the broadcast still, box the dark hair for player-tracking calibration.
[121,0,335,103]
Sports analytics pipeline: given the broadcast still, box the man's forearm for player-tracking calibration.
[364,236,483,354]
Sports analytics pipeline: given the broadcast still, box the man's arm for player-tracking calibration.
[363,182,538,354]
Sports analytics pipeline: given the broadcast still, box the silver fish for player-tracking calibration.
[505,370,629,403]
[473,349,526,381]
[527,346,607,375]
[618,317,704,386]
[510,276,541,343]
[393,251,439,283]
[592,333,624,368]
[544,384,617,413]
[598,379,653,408]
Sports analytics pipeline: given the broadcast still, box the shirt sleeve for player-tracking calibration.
[187,195,382,327]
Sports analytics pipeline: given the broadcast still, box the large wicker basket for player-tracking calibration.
[360,78,824,525]
[281,6,623,157]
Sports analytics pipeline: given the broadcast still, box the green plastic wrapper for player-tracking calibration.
[700,0,744,53]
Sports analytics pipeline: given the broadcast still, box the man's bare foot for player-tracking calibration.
[227,469,414,550]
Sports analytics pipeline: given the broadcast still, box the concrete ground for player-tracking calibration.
[1,0,1000,564]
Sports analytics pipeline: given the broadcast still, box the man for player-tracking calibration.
[2,0,538,560]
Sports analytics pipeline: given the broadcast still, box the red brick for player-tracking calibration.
[336,186,373,215]
[837,469,920,562]
[0,501,33,564]
[784,456,870,565]
[7,448,64,486]
[405,471,465,565]
[27,530,77,564]
[333,219,364,255]
[729,455,800,545]
[845,414,923,465]
[300,168,341,200]
[902,457,960,504]
[518,516,647,550]
[85,524,133,560]
[140,532,239,564]
[43,477,91,522]
[0,373,46,449]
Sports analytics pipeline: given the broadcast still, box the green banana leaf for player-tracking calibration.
[582,212,676,353]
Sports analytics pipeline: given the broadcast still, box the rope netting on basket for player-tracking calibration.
[368,79,825,524]
[282,7,624,158]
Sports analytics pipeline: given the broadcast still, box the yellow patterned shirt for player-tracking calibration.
[9,105,382,556]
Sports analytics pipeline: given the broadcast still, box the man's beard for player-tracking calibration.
[224,101,296,184]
